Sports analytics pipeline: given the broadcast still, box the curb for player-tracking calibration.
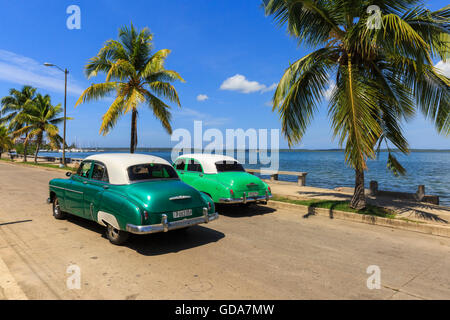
[269,200,450,238]
[0,160,72,174]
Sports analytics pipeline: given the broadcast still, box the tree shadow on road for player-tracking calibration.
[66,215,225,256]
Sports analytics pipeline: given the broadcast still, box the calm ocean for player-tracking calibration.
[40,150,450,206]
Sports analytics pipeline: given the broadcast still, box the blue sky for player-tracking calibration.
[0,0,448,149]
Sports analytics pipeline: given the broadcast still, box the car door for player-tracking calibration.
[83,161,109,221]
[67,160,93,217]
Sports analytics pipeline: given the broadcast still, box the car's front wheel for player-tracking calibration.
[106,224,129,245]
[52,196,67,220]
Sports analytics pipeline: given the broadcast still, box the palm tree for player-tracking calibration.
[12,94,66,163]
[1,86,37,161]
[76,23,185,153]
[0,125,13,159]
[264,0,449,209]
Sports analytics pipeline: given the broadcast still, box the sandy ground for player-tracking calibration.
[0,161,449,300]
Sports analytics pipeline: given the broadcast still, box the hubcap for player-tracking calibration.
[109,226,119,239]
[54,199,60,215]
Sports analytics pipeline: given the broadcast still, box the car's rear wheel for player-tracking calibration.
[52,196,67,220]
[106,224,129,245]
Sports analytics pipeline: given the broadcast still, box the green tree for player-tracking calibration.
[264,0,449,209]
[0,125,13,158]
[1,86,37,162]
[12,94,67,163]
[76,23,185,153]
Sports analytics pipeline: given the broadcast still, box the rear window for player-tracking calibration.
[187,159,203,172]
[215,161,245,172]
[127,163,179,181]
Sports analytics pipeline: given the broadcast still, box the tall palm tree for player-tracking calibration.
[12,94,66,163]
[264,0,449,209]
[76,23,185,153]
[0,125,13,159]
[1,86,37,161]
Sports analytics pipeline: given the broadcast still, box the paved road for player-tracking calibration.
[0,162,449,300]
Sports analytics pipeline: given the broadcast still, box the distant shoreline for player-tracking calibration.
[38,148,450,153]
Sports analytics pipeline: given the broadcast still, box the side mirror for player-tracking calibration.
[66,172,72,177]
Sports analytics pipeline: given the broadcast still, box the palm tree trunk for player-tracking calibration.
[34,134,42,164]
[130,109,137,154]
[23,141,28,162]
[350,168,366,210]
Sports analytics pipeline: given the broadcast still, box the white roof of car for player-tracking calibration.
[85,153,172,185]
[175,153,239,174]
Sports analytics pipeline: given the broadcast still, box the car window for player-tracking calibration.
[77,161,92,178]
[174,159,186,171]
[187,159,203,172]
[128,163,179,182]
[91,163,109,182]
[215,160,245,172]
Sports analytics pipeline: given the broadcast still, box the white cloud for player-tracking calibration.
[196,94,209,101]
[434,60,450,77]
[324,80,336,101]
[261,83,277,93]
[0,49,85,96]
[264,101,273,107]
[220,74,276,94]
[175,107,230,126]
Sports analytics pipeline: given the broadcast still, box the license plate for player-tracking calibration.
[173,209,193,219]
[248,192,259,197]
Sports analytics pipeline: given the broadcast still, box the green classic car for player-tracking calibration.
[173,154,272,204]
[48,153,218,245]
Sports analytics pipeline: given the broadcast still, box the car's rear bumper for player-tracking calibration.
[126,212,219,235]
[219,193,273,204]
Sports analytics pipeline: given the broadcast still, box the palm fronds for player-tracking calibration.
[76,23,184,152]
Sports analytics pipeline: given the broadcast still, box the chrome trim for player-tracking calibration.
[219,194,273,204]
[126,212,219,235]
[169,195,192,201]
[50,185,83,194]
[50,185,65,190]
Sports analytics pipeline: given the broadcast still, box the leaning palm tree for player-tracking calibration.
[1,86,37,161]
[0,125,13,159]
[12,94,66,163]
[264,0,449,209]
[76,23,185,153]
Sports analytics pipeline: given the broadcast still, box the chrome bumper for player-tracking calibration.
[219,193,273,204]
[126,212,219,235]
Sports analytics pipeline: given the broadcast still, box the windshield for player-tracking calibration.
[127,163,179,181]
[215,161,245,173]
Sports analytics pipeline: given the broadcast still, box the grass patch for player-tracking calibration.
[0,158,76,172]
[272,195,396,219]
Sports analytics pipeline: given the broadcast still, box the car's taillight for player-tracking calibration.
[143,211,149,220]
[230,189,234,197]
[268,186,271,194]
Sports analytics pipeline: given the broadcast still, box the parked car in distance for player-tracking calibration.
[173,154,272,205]
[48,153,218,245]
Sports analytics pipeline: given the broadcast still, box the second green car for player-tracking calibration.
[173,154,272,204]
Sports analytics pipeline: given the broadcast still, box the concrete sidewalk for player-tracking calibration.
[267,180,450,227]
